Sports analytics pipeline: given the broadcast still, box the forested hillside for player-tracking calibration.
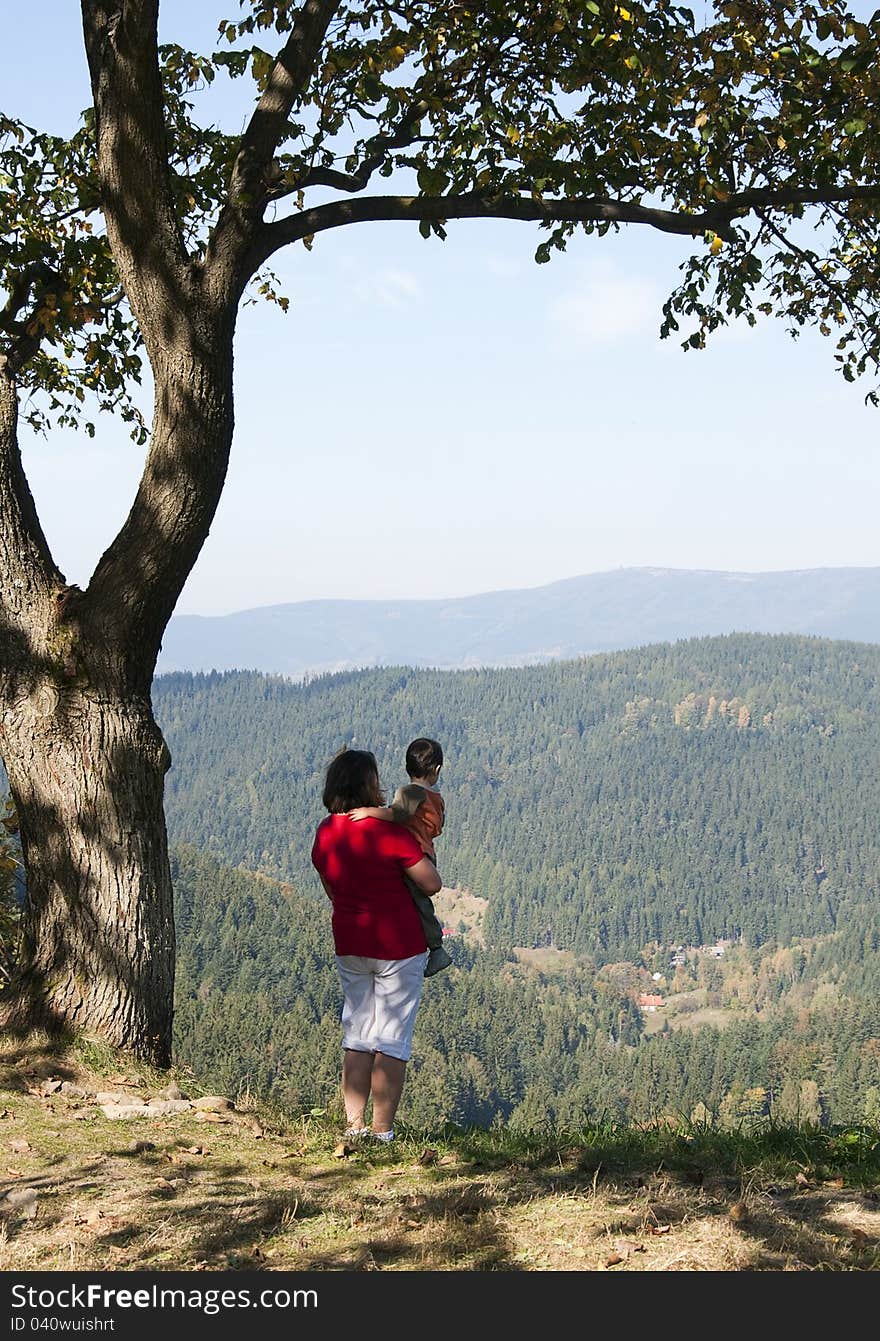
[155,634,880,960]
[171,846,880,1129]
[161,635,880,1128]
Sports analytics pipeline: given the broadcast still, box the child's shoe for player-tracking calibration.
[368,1129,395,1143]
[342,1125,369,1140]
[425,946,453,977]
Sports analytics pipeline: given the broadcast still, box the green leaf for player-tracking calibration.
[417,166,450,195]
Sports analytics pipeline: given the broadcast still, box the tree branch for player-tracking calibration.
[75,3,243,674]
[205,0,342,296]
[275,166,365,195]
[0,364,64,638]
[0,263,61,331]
[249,182,880,272]
[83,329,237,692]
[249,192,731,271]
[282,104,428,198]
[756,207,874,360]
[230,0,343,198]
[0,263,66,374]
[724,184,880,218]
[80,1,194,348]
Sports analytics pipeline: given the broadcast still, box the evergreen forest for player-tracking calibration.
[156,635,880,1129]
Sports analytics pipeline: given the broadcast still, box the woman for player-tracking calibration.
[311,748,442,1142]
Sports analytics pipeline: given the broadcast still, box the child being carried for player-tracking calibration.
[349,737,452,978]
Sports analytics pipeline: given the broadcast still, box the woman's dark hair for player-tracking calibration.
[405,737,443,777]
[322,749,384,813]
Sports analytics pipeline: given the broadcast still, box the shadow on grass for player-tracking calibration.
[0,1036,80,1092]
[185,1120,880,1273]
[2,1117,879,1272]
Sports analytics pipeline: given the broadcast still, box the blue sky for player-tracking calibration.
[5,3,880,614]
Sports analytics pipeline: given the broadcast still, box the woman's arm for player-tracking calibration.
[405,857,442,896]
[318,875,334,903]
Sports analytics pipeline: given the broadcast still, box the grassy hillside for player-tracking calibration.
[2,1036,878,1273]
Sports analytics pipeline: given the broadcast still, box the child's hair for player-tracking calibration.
[391,783,428,818]
[405,737,443,778]
[322,748,384,813]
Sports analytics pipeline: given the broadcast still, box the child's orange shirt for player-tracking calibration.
[401,786,445,862]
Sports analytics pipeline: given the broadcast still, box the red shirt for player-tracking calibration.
[311,814,428,959]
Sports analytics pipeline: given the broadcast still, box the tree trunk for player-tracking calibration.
[0,335,235,1067]
[0,687,174,1065]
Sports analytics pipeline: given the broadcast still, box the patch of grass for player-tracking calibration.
[70,1035,153,1082]
[1,1039,878,1273]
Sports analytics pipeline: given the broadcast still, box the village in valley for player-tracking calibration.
[638,939,734,1014]
[434,887,759,1036]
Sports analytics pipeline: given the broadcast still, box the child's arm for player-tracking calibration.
[349,784,427,824]
[347,804,418,824]
[347,805,394,823]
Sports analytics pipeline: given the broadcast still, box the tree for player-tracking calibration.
[797,1076,824,1125]
[1,0,879,1064]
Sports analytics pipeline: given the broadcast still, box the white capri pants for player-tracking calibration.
[336,952,429,1062]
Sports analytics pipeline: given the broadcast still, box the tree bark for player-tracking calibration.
[0,689,174,1065]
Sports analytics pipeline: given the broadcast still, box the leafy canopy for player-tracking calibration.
[2,0,879,431]
[0,115,145,438]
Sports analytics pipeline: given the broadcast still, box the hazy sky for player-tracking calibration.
[5,3,880,614]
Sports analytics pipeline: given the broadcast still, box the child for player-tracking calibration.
[349,737,452,977]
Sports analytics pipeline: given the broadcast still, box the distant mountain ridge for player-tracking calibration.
[157,566,880,677]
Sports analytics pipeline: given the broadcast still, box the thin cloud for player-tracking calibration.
[354,268,422,309]
[485,254,524,279]
[547,259,663,345]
